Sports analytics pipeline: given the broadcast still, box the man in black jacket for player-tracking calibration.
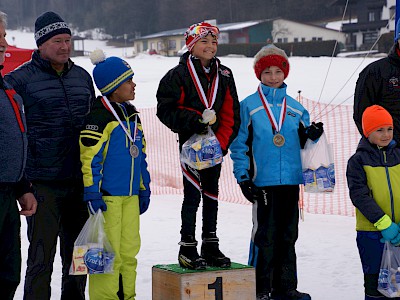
[354,23,400,143]
[0,11,37,300]
[5,11,95,300]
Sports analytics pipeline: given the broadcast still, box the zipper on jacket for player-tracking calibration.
[383,150,396,221]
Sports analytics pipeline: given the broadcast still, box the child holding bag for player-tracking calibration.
[229,44,322,300]
[79,50,151,299]
[156,22,240,270]
[347,105,400,300]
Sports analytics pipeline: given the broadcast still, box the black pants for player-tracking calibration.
[180,163,221,239]
[0,185,21,299]
[23,180,88,300]
[249,185,299,294]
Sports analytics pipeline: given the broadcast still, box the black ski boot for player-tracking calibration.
[201,233,231,268]
[178,236,206,270]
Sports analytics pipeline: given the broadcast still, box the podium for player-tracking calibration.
[152,262,255,300]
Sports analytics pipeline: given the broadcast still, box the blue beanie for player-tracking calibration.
[35,11,71,46]
[90,50,134,96]
[395,20,400,42]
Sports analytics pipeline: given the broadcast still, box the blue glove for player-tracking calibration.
[139,190,150,215]
[381,222,400,243]
[84,192,107,215]
[87,199,107,215]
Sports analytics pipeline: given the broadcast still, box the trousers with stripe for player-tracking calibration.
[248,185,299,294]
[89,195,140,300]
[181,163,221,239]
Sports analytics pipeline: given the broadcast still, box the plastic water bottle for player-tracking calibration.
[395,267,400,291]
[378,268,390,290]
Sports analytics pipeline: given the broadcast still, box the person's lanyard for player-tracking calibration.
[5,89,25,133]
[187,55,219,109]
[257,84,286,147]
[101,96,139,157]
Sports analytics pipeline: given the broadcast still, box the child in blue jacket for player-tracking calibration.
[347,105,400,300]
[80,50,151,299]
[230,45,322,300]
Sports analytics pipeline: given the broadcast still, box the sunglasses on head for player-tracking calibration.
[185,25,220,40]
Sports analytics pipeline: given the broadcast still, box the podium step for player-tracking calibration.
[152,262,255,300]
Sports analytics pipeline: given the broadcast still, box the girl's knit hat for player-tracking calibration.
[253,44,290,80]
[362,105,393,138]
[184,22,219,52]
[90,49,134,96]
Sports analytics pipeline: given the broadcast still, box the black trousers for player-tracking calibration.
[180,163,222,239]
[249,185,299,294]
[23,180,88,300]
[0,185,21,300]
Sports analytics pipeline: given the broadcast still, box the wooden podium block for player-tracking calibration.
[152,262,255,300]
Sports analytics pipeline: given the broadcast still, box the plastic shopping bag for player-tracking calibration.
[180,127,223,170]
[69,210,115,275]
[378,241,400,297]
[300,132,335,193]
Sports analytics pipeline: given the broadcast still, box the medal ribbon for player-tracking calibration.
[101,96,138,144]
[187,55,219,109]
[257,84,286,133]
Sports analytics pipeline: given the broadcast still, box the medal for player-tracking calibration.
[101,96,139,158]
[273,133,285,147]
[129,144,139,158]
[258,84,287,147]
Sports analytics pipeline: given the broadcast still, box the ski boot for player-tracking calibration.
[272,289,311,300]
[201,233,231,268]
[178,235,206,270]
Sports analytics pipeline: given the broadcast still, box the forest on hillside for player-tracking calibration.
[1,0,343,38]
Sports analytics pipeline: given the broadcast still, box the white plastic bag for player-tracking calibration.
[180,127,223,170]
[378,241,400,298]
[69,211,115,275]
[301,132,335,193]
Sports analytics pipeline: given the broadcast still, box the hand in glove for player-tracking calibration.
[375,214,400,245]
[306,122,324,141]
[139,190,150,215]
[84,192,107,215]
[202,109,217,125]
[239,180,259,204]
[193,118,209,134]
[87,199,107,215]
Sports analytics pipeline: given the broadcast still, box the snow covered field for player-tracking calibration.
[6,29,382,299]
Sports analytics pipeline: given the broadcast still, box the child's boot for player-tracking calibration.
[178,235,206,270]
[201,232,231,268]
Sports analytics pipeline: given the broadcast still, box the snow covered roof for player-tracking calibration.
[135,20,269,40]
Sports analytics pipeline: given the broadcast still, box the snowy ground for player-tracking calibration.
[7,29,380,299]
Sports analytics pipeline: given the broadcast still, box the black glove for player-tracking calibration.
[192,119,208,134]
[239,180,259,204]
[306,122,324,141]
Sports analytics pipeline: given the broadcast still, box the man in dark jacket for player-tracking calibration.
[354,22,400,143]
[5,11,95,300]
[0,11,37,300]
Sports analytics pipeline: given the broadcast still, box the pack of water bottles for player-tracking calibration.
[301,132,335,193]
[378,242,400,297]
[180,127,223,170]
[70,211,115,275]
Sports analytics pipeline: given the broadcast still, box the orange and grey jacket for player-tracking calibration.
[347,137,400,231]
[80,96,150,201]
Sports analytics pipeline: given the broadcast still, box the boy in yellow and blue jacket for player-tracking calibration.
[347,105,400,300]
[79,50,150,300]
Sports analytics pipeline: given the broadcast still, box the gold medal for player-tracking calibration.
[273,133,285,147]
[129,144,139,158]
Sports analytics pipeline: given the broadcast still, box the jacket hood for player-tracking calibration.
[356,137,397,155]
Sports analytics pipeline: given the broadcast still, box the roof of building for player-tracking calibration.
[135,19,269,40]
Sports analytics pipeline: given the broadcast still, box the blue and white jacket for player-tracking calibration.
[230,83,310,187]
